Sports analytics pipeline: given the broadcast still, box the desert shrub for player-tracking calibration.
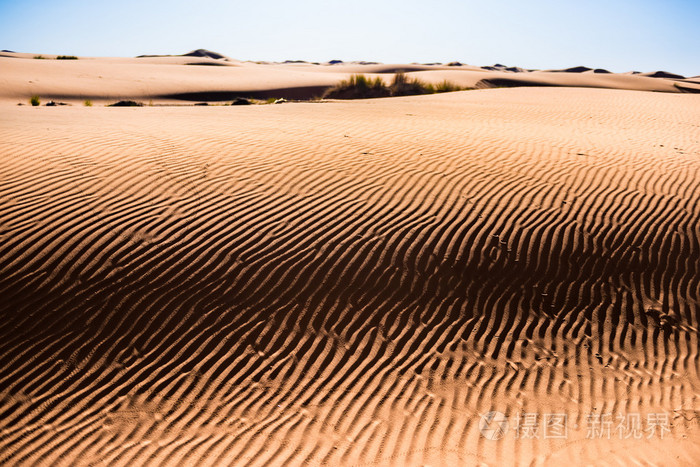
[108,100,143,107]
[56,55,78,60]
[434,80,466,93]
[390,72,433,96]
[30,95,40,106]
[33,55,45,59]
[84,99,92,107]
[324,72,465,99]
[323,74,390,99]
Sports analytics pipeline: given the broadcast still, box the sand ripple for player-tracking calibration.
[1,88,699,465]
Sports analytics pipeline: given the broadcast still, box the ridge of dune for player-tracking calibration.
[137,48,232,61]
[641,70,686,79]
[472,71,699,93]
[545,66,593,73]
[1,87,699,465]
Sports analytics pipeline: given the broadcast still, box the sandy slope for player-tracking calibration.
[1,87,699,466]
[1,51,698,105]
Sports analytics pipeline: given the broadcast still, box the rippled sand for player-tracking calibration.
[1,87,699,465]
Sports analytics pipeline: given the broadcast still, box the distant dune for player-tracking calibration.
[1,50,698,105]
[136,48,233,61]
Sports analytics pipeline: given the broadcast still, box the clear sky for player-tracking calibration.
[1,0,698,76]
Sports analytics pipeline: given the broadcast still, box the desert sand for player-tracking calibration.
[1,52,700,466]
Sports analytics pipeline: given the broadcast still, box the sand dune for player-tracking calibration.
[1,86,699,465]
[1,51,699,105]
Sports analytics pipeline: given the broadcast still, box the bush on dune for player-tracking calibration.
[390,72,434,96]
[108,100,143,107]
[56,55,78,60]
[434,80,463,93]
[323,72,467,99]
[323,74,391,99]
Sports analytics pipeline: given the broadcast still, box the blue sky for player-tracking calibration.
[1,0,698,75]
